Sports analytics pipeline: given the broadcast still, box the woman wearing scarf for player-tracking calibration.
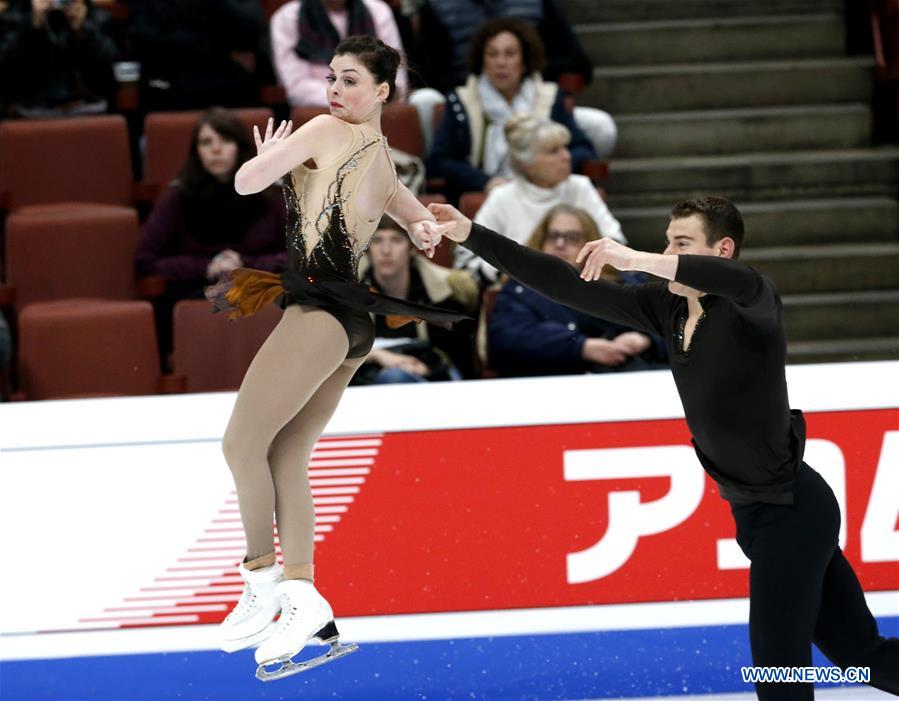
[427,16,597,202]
[270,0,408,107]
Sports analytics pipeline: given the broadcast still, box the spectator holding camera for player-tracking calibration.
[0,0,119,117]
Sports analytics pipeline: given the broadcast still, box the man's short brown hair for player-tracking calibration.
[670,196,745,258]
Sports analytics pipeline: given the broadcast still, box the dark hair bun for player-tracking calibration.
[334,35,403,102]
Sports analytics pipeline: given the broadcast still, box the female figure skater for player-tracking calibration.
[429,198,898,700]
[214,35,462,678]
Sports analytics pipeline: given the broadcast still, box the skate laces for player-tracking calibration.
[225,587,259,623]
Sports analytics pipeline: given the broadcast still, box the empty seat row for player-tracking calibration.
[0,104,426,211]
[16,298,282,400]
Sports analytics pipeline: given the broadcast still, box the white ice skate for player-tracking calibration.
[220,561,283,653]
[254,580,358,682]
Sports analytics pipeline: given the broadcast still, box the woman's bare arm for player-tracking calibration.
[234,115,353,195]
[386,182,445,258]
[385,181,435,227]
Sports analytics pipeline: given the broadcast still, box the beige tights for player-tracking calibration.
[222,305,364,580]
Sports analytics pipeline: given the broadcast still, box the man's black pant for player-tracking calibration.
[731,464,899,699]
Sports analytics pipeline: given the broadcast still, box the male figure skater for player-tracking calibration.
[429,196,899,700]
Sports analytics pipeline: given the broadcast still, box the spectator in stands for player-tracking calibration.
[353,216,479,384]
[411,8,612,158]
[0,0,119,118]
[409,0,590,93]
[488,204,666,377]
[426,18,608,201]
[457,114,624,283]
[135,108,286,359]
[130,0,271,110]
[270,0,408,108]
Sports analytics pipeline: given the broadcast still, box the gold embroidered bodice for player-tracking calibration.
[283,122,398,283]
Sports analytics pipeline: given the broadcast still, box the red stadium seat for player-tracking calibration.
[171,300,282,392]
[291,102,424,158]
[381,103,424,158]
[17,299,179,399]
[4,204,140,313]
[459,191,486,220]
[0,115,132,210]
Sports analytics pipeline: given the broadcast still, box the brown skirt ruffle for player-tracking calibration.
[208,267,471,329]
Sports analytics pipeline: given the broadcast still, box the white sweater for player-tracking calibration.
[457,175,626,280]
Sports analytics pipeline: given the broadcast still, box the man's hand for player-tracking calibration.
[576,238,638,281]
[427,203,470,243]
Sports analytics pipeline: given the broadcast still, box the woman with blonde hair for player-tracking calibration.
[457,113,625,283]
[488,203,664,377]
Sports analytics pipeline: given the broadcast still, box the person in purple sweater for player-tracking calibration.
[135,107,287,361]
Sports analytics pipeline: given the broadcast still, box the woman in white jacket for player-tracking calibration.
[457,113,625,283]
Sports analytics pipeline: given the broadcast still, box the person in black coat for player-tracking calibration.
[129,0,271,111]
[0,0,118,117]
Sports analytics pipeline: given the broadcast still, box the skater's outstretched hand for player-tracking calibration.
[407,220,447,258]
[576,238,638,281]
[254,117,293,157]
[426,203,470,243]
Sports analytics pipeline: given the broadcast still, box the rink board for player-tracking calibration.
[1,362,897,700]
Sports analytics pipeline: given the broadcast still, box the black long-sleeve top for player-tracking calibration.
[465,224,805,505]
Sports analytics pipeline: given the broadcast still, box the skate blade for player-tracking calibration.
[255,640,359,682]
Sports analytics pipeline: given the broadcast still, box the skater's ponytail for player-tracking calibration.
[334,35,403,103]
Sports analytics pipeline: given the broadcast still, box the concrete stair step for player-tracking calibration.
[787,337,899,364]
[614,197,899,251]
[782,290,899,341]
[582,57,873,114]
[605,148,899,206]
[560,0,843,23]
[577,15,845,67]
[741,243,899,294]
[615,104,871,158]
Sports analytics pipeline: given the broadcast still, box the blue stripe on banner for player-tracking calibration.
[3,617,896,701]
